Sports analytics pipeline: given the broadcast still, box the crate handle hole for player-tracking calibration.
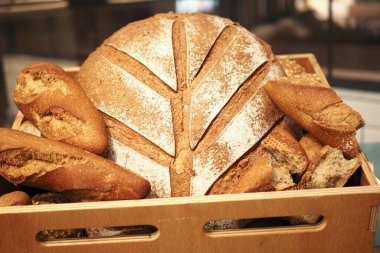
[204,215,325,235]
[36,225,159,244]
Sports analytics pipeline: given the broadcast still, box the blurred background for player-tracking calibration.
[0,0,380,247]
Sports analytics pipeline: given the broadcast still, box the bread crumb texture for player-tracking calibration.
[0,148,86,184]
[299,146,360,189]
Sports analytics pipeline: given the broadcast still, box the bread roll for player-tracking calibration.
[13,62,107,155]
[264,77,364,159]
[76,12,285,197]
[0,191,31,207]
[0,128,150,201]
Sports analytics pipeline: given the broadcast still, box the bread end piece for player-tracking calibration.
[0,128,151,201]
[13,62,108,155]
[262,128,308,176]
[231,152,273,193]
[264,77,364,159]
[298,145,361,189]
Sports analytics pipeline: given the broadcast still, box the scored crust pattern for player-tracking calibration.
[76,13,285,197]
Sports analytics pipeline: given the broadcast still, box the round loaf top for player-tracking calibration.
[76,12,285,197]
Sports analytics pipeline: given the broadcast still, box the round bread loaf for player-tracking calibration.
[76,12,285,197]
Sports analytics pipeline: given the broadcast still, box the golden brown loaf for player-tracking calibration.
[264,77,364,159]
[0,191,31,207]
[0,128,150,201]
[76,12,285,197]
[13,62,108,155]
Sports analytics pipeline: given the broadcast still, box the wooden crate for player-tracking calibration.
[1,54,380,253]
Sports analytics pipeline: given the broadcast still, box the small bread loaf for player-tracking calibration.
[13,62,107,155]
[262,128,308,176]
[0,191,31,207]
[0,128,150,201]
[264,77,364,158]
[298,145,361,189]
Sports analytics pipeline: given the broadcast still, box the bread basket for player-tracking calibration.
[1,54,379,253]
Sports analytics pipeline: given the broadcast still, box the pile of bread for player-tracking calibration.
[0,13,364,229]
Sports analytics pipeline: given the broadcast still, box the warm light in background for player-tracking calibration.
[296,0,355,27]
[175,0,219,13]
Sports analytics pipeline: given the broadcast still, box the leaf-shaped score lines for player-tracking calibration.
[189,26,269,150]
[77,13,285,197]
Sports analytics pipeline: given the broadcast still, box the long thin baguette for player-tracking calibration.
[0,128,150,201]
[264,77,364,158]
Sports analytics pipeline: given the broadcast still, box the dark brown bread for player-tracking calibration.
[13,62,108,155]
[264,77,364,159]
[0,191,31,207]
[0,128,150,201]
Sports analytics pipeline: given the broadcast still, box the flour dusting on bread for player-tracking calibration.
[107,137,171,198]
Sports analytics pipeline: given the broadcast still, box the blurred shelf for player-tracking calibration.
[0,1,68,15]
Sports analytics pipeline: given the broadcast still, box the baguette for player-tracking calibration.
[0,191,31,207]
[264,77,364,158]
[0,128,150,201]
[13,62,107,155]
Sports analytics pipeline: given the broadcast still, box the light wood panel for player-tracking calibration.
[2,54,380,253]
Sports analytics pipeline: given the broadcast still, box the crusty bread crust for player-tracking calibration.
[299,133,323,162]
[264,77,364,158]
[13,62,108,155]
[0,191,31,207]
[77,13,285,197]
[231,152,272,193]
[262,128,308,176]
[0,128,150,201]
[298,145,361,189]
